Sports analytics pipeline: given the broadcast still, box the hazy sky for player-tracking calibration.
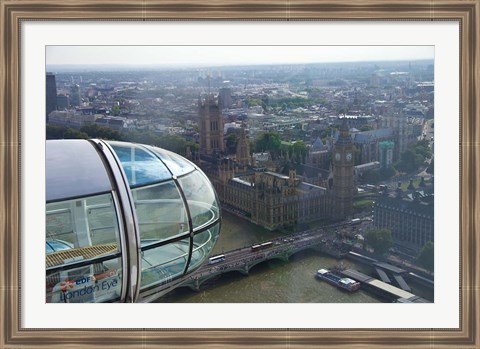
[46,46,434,68]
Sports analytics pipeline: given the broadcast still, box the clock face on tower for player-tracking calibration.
[346,152,352,162]
[334,152,341,161]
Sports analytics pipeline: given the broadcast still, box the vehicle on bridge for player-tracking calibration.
[208,254,226,264]
[350,218,361,225]
[251,241,273,252]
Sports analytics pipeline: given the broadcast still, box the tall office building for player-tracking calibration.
[70,84,81,107]
[56,94,70,110]
[46,73,57,121]
[219,86,233,109]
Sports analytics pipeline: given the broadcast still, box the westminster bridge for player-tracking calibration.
[144,221,353,301]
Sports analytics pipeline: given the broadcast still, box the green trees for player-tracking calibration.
[126,130,160,145]
[46,125,68,139]
[417,241,434,272]
[426,158,434,175]
[110,105,121,116]
[79,124,123,141]
[361,169,381,184]
[253,131,308,164]
[289,141,308,163]
[395,140,432,174]
[267,96,310,110]
[47,125,193,157]
[414,140,432,158]
[47,125,98,140]
[128,131,192,156]
[245,97,263,108]
[360,166,396,184]
[254,131,281,158]
[379,166,396,180]
[353,199,374,214]
[63,128,88,139]
[395,149,424,173]
[365,228,393,256]
[157,134,189,155]
[225,132,239,154]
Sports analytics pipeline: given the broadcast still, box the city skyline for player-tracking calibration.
[46,45,434,69]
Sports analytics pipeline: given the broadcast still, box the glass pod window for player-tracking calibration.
[46,192,123,303]
[107,141,221,293]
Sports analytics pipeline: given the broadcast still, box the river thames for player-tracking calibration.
[157,211,433,303]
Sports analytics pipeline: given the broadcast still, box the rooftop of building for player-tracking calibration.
[374,195,433,217]
[355,161,380,169]
[311,137,327,151]
[264,171,290,180]
[353,128,395,143]
[297,182,327,193]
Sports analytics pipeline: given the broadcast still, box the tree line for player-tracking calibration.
[364,228,433,272]
[360,139,433,184]
[46,124,198,157]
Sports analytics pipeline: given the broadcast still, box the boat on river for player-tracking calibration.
[316,268,361,292]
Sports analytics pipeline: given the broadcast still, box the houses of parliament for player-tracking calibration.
[194,94,355,231]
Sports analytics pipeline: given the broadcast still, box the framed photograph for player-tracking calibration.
[1,0,478,348]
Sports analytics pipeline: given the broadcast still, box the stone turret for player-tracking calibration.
[198,94,225,156]
[236,125,250,168]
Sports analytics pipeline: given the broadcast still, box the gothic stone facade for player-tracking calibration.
[204,162,329,231]
[197,96,355,231]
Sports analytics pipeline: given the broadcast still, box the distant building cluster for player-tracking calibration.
[48,110,127,130]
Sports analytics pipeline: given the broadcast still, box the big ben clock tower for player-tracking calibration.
[331,122,355,220]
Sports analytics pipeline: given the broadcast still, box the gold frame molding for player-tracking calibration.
[1,1,479,348]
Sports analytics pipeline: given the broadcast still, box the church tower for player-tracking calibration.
[331,122,355,220]
[199,94,225,155]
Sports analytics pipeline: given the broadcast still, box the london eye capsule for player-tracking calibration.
[46,139,221,303]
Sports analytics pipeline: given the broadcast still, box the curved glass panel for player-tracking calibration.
[133,180,189,244]
[188,224,220,272]
[46,192,123,303]
[178,171,220,232]
[146,145,196,177]
[108,141,171,186]
[140,238,190,290]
